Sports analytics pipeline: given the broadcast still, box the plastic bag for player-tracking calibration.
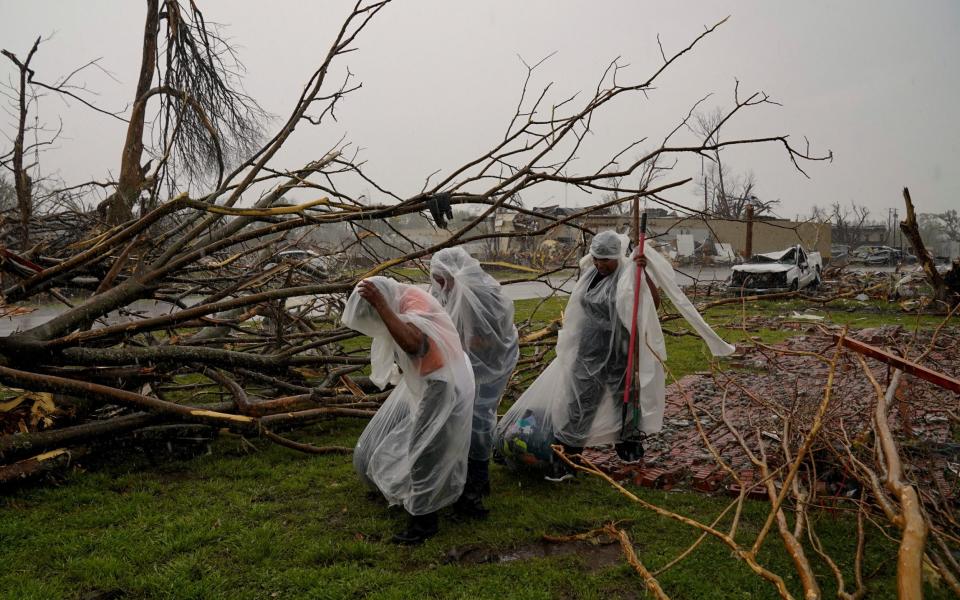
[342,276,475,514]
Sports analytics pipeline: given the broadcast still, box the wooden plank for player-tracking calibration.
[834,335,960,393]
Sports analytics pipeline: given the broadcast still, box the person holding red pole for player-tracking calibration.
[545,231,659,482]
[496,229,734,481]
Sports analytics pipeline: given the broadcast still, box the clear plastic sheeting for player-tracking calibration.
[589,230,623,259]
[430,247,520,461]
[342,276,475,515]
[495,234,735,470]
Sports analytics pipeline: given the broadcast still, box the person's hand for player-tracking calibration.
[357,280,388,311]
[633,253,648,269]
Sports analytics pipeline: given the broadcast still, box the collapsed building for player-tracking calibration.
[487,207,831,267]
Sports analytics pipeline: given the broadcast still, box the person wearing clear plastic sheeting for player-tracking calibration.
[543,231,660,481]
[342,276,475,544]
[430,247,520,519]
[494,230,736,481]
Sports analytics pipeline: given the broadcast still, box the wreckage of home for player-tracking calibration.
[315,205,832,268]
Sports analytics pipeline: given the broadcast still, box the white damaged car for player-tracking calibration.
[729,245,822,294]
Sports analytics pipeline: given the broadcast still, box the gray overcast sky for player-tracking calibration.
[2,1,958,218]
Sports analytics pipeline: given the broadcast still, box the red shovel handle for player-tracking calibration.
[622,214,647,406]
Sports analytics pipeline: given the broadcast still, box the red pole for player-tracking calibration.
[622,212,647,408]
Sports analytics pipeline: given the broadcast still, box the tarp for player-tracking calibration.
[676,234,695,257]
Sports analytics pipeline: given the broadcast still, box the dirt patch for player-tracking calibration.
[444,539,623,571]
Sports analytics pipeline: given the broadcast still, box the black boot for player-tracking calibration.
[391,511,439,545]
[365,490,388,505]
[478,462,491,498]
[452,494,489,520]
[615,438,644,464]
[453,459,490,519]
[544,445,580,482]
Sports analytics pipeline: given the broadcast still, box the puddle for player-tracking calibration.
[444,539,623,571]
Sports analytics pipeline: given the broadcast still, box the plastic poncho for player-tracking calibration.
[430,247,520,461]
[495,232,735,469]
[588,230,623,259]
[342,276,475,515]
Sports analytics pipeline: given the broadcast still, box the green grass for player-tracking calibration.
[386,266,429,282]
[2,423,938,600]
[5,421,952,600]
[513,296,568,326]
[1,296,955,599]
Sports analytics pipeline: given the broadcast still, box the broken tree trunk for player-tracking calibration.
[0,447,89,485]
[1,37,41,249]
[899,187,956,307]
[107,0,160,225]
[0,411,161,460]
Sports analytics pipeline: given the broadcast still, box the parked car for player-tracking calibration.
[850,245,884,261]
[871,248,916,265]
[729,245,822,294]
[829,244,850,266]
[830,244,849,255]
[850,246,916,266]
[862,249,897,266]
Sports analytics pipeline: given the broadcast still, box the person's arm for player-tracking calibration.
[356,281,424,354]
[634,254,661,310]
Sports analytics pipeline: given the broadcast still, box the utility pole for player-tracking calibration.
[893,208,900,250]
[887,208,893,246]
[631,195,642,419]
[744,204,754,259]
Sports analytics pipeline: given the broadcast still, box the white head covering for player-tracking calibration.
[589,230,622,259]
[430,247,519,385]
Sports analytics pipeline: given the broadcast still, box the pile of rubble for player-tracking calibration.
[819,267,927,300]
[820,261,960,310]
[587,326,959,505]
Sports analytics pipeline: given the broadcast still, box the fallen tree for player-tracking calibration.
[0,2,828,466]
[25,6,960,596]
